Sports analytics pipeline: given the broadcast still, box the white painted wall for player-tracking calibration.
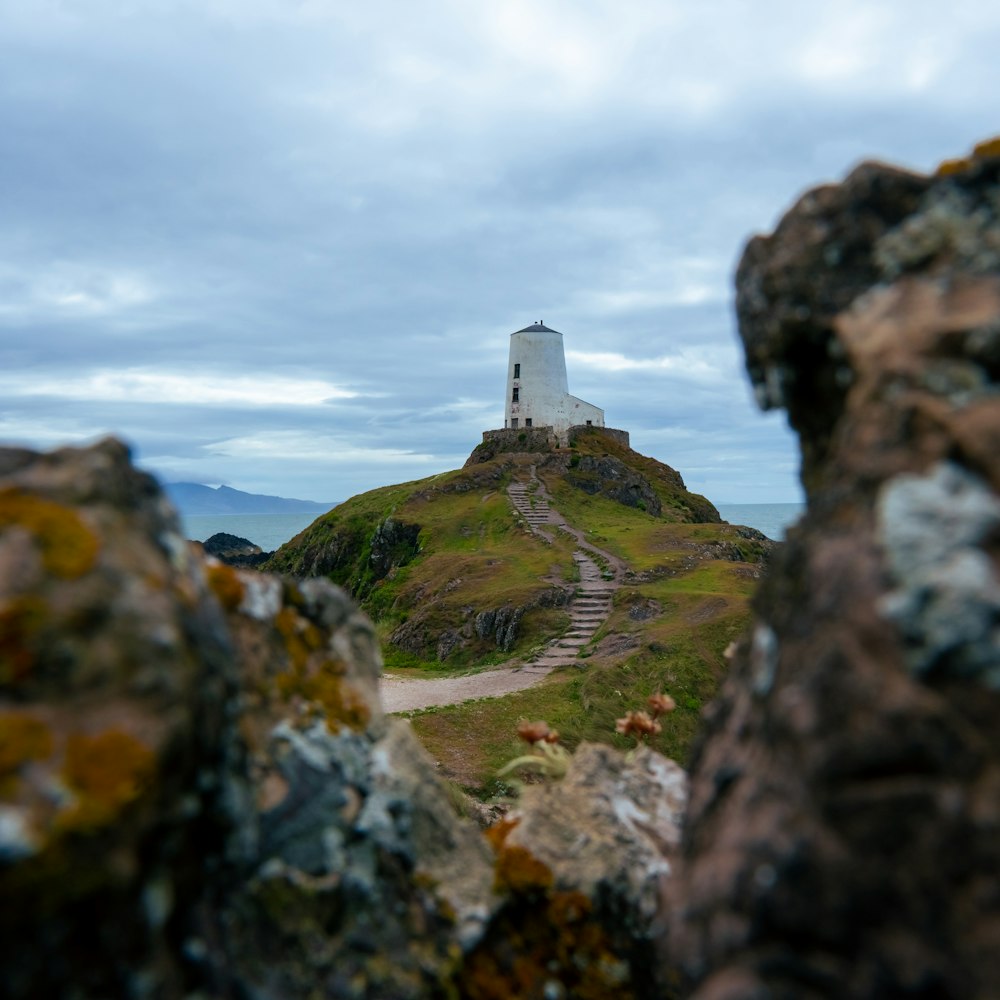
[504,323,604,436]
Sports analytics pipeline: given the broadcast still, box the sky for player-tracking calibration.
[1,1,998,504]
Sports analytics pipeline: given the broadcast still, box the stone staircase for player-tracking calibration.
[507,474,619,670]
[507,481,552,529]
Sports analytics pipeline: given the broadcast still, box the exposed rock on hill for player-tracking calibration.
[671,141,1000,996]
[200,531,272,568]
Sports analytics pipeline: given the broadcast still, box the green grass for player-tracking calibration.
[407,600,748,795]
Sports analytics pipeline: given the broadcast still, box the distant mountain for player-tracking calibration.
[165,482,336,516]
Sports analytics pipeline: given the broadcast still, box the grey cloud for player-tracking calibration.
[2,1,997,506]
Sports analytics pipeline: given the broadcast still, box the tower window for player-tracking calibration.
[513,363,520,378]
[512,387,519,402]
[511,418,519,429]
[525,419,532,427]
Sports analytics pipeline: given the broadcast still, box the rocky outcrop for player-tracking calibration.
[490,744,688,997]
[266,513,421,599]
[0,439,496,998]
[565,453,666,515]
[390,586,572,663]
[200,531,272,568]
[671,142,1000,996]
[367,516,421,579]
[0,437,687,998]
[0,439,242,997]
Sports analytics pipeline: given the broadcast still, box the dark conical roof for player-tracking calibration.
[514,322,560,334]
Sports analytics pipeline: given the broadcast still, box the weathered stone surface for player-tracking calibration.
[508,743,686,944]
[368,516,421,579]
[671,144,1000,997]
[0,438,497,999]
[566,453,666,516]
[0,438,242,998]
[465,743,688,999]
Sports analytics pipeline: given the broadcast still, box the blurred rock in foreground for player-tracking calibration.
[671,140,1000,997]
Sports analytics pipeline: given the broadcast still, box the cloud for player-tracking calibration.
[204,430,449,466]
[0,371,360,407]
[566,347,737,383]
[1,0,996,510]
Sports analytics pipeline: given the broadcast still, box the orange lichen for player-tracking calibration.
[972,136,1000,159]
[469,832,637,997]
[484,815,520,852]
[274,607,325,670]
[459,884,633,1000]
[308,672,371,732]
[0,595,47,685]
[936,136,1000,176]
[206,563,245,612]
[937,157,971,177]
[60,729,155,829]
[493,844,553,895]
[275,659,369,733]
[0,714,53,794]
[0,489,99,579]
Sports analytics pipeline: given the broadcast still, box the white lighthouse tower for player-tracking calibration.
[504,321,604,441]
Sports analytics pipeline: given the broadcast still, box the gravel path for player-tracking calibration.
[379,468,624,713]
[381,663,555,713]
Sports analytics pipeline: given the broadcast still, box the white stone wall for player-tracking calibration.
[504,325,604,436]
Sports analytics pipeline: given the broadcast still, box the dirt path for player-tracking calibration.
[380,468,624,713]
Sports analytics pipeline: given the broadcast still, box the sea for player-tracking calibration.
[715,502,805,541]
[181,502,806,551]
[180,513,324,552]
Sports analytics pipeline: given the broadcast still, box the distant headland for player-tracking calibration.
[164,481,335,517]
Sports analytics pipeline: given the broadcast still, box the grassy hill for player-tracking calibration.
[266,428,771,792]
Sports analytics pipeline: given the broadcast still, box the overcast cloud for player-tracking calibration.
[2,0,998,503]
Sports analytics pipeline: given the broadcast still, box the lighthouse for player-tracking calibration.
[504,321,604,440]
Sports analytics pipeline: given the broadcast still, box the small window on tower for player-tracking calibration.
[513,363,520,378]
[586,420,592,426]
[511,418,519,429]
[512,388,519,402]
[525,419,532,427]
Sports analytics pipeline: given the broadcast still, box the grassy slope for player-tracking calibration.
[267,455,580,669]
[408,559,759,795]
[268,432,771,793]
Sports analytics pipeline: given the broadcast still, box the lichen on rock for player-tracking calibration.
[672,139,1000,998]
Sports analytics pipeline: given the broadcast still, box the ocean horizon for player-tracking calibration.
[715,502,804,541]
[181,502,805,552]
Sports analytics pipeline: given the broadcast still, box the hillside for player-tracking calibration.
[266,427,771,787]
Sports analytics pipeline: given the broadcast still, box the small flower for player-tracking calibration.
[615,710,662,741]
[517,720,552,745]
[541,729,560,744]
[647,693,676,718]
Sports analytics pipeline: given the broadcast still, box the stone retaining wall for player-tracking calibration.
[480,425,630,450]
